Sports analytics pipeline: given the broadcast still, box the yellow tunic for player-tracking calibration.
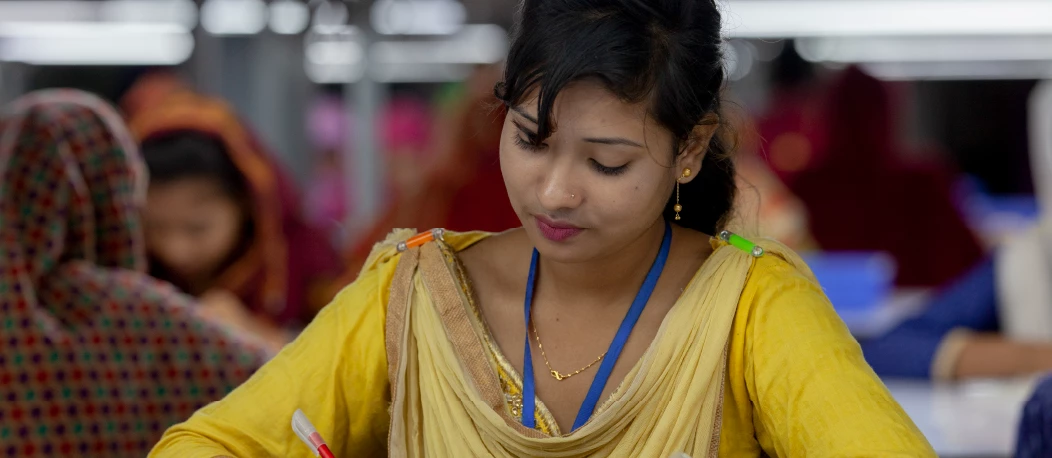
[150,232,934,457]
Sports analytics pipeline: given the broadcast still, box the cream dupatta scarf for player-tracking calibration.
[383,232,796,457]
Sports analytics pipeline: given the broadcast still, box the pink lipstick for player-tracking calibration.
[534,215,583,242]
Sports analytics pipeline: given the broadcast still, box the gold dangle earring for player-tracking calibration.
[675,168,691,221]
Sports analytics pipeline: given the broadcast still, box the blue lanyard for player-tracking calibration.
[521,222,672,431]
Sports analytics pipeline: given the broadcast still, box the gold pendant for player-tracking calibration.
[551,370,565,381]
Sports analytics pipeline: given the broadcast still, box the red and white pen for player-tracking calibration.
[292,409,335,458]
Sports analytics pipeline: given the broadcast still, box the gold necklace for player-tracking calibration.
[530,318,606,381]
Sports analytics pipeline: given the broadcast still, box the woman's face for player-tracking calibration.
[143,177,246,285]
[500,81,693,263]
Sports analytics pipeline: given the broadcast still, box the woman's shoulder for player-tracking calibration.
[707,233,817,290]
[727,239,828,319]
[748,248,819,291]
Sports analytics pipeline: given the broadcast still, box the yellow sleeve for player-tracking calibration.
[148,258,396,458]
[722,255,936,457]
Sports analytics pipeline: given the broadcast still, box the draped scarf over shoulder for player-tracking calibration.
[381,230,813,457]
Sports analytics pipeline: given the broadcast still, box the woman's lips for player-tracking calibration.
[534,215,583,242]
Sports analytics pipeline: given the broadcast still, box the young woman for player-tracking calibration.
[0,90,265,458]
[150,1,934,456]
[126,92,342,350]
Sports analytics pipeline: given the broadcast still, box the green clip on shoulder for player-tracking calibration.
[718,231,765,258]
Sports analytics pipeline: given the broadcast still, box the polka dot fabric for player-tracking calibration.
[0,90,267,458]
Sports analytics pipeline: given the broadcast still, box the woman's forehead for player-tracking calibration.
[516,83,654,130]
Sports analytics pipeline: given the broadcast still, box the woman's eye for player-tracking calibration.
[514,135,546,152]
[590,159,628,176]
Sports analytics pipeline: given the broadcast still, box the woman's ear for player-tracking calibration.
[676,113,719,184]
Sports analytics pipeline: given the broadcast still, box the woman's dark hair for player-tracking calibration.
[496,0,736,235]
[140,130,251,203]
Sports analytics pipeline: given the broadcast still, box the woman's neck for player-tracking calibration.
[536,219,667,309]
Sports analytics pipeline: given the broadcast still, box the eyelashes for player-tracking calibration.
[513,134,545,152]
[589,159,628,176]
[512,122,629,177]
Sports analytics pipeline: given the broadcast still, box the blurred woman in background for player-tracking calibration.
[862,80,1052,380]
[125,91,342,349]
[790,66,985,288]
[0,90,264,458]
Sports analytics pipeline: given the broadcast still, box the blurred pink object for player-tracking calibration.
[304,168,347,229]
[307,95,352,154]
[305,96,353,228]
[381,96,433,157]
[303,95,436,229]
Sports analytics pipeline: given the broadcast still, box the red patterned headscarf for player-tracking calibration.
[0,90,265,457]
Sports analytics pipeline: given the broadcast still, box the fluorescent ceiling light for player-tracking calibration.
[270,0,311,35]
[304,25,365,84]
[0,0,196,28]
[0,22,194,65]
[306,60,366,84]
[370,63,472,83]
[723,1,1052,38]
[860,61,1052,81]
[371,0,466,36]
[101,0,197,28]
[797,36,1052,63]
[307,41,364,66]
[723,40,755,81]
[201,0,267,36]
[305,24,505,84]
[304,25,363,64]
[312,1,350,29]
[370,25,507,65]
[0,1,100,23]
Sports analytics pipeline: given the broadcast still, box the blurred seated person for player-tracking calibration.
[125,91,342,350]
[0,90,265,457]
[861,80,1052,380]
[790,66,984,288]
